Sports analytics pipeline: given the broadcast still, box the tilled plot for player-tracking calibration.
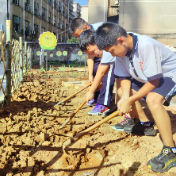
[0,81,176,176]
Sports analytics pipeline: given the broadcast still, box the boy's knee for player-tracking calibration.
[146,93,164,109]
[117,87,122,97]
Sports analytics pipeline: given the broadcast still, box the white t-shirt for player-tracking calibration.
[107,33,176,83]
[101,51,116,65]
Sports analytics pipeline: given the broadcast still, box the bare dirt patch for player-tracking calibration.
[0,70,176,176]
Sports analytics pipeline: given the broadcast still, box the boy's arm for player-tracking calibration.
[86,64,110,101]
[128,78,160,104]
[117,79,131,109]
[120,79,131,98]
[87,56,94,83]
[119,78,160,115]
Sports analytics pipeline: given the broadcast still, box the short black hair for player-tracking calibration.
[79,29,96,51]
[70,18,88,34]
[95,22,127,50]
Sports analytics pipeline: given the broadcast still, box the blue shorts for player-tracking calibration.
[131,77,176,106]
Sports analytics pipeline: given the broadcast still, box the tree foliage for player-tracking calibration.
[66,37,79,43]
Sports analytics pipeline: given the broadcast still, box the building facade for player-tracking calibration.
[88,0,119,23]
[81,5,88,22]
[119,0,176,47]
[73,2,81,18]
[0,0,74,42]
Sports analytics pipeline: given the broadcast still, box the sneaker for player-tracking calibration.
[112,116,135,131]
[124,121,156,136]
[104,106,117,117]
[88,104,106,115]
[147,146,176,173]
[100,106,110,115]
[87,99,96,107]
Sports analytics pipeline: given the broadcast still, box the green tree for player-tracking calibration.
[66,37,79,43]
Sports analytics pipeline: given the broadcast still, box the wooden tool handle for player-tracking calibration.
[63,110,120,149]
[74,99,87,114]
[61,83,91,104]
[59,99,87,129]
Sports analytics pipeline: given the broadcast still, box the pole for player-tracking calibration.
[30,48,32,69]
[7,0,9,20]
[25,42,27,75]
[19,37,23,81]
[6,19,12,105]
[45,50,49,88]
[23,0,25,42]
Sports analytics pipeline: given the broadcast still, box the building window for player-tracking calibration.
[25,20,30,36]
[48,0,52,5]
[42,7,46,20]
[41,27,45,33]
[54,0,57,9]
[13,15,21,33]
[53,16,56,26]
[57,17,59,26]
[13,0,20,6]
[59,15,61,28]
[62,21,64,30]
[65,9,68,18]
[34,1,39,16]
[48,12,51,23]
[58,1,62,12]
[25,0,31,12]
[34,24,38,37]
[63,7,65,16]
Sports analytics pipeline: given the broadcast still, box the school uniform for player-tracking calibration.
[113,33,176,105]
[90,23,116,107]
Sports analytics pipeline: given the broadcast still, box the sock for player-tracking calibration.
[140,120,150,127]
[171,147,176,153]
[124,115,131,119]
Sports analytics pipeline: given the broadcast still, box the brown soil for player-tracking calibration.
[1,69,176,176]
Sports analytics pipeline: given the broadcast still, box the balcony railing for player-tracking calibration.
[13,0,20,6]
[34,9,39,16]
[42,14,46,20]
[48,0,52,5]
[25,3,31,12]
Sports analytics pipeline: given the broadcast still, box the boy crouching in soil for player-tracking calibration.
[88,22,176,173]
[79,29,116,115]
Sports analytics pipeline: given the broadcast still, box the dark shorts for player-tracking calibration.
[131,77,176,106]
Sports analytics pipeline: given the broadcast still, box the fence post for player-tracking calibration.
[27,46,30,70]
[24,42,27,75]
[19,37,23,81]
[45,50,49,88]
[6,20,12,105]
[30,48,32,69]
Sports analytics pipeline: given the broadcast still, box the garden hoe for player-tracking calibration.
[63,109,120,152]
[56,82,91,105]
[59,82,103,129]
[59,99,87,129]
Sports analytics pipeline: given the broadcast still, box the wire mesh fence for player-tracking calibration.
[0,31,32,110]
[0,37,88,110]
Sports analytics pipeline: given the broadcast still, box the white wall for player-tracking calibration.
[119,0,176,46]
[81,5,88,22]
[0,0,8,33]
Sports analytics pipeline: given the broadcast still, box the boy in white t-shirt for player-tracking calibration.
[91,22,176,173]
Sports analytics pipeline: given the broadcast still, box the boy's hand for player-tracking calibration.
[117,96,128,109]
[118,97,132,116]
[89,75,94,83]
[86,91,94,102]
[119,99,132,115]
